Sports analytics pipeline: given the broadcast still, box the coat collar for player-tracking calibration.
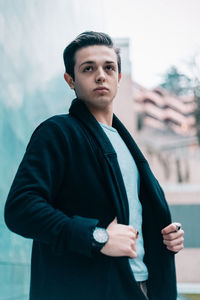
[69,98,116,155]
[69,98,147,164]
[69,98,148,224]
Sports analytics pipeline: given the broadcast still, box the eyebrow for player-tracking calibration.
[79,60,116,69]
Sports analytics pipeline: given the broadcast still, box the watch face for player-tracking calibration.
[93,228,108,244]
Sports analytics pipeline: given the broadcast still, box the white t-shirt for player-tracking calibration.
[100,122,148,282]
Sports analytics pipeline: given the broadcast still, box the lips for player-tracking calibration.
[94,87,109,92]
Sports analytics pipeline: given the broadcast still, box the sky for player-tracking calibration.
[102,0,200,88]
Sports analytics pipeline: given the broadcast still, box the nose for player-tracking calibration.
[95,67,105,83]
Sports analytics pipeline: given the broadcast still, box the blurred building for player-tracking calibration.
[134,83,196,136]
[113,39,200,298]
[113,38,137,136]
[132,82,199,185]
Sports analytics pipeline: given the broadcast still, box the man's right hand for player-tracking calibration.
[100,217,138,258]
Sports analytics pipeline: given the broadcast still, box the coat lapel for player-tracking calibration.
[69,99,129,224]
[112,115,171,225]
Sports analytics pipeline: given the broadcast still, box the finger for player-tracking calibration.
[162,229,184,241]
[130,241,136,252]
[128,247,137,259]
[128,226,139,236]
[174,223,182,232]
[128,231,137,240]
[129,252,137,259]
[167,244,184,252]
[161,222,182,235]
[163,236,184,247]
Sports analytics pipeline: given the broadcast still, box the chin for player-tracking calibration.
[96,97,113,107]
[81,95,114,110]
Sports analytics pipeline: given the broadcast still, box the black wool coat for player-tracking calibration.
[5,98,177,300]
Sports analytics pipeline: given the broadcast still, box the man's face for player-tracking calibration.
[65,45,121,110]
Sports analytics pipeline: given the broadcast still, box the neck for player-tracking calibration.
[85,103,113,126]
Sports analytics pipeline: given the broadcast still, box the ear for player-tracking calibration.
[64,73,75,89]
[118,72,122,86]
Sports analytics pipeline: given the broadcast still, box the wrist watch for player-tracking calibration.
[92,227,109,252]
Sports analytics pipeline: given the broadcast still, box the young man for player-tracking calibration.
[5,31,184,300]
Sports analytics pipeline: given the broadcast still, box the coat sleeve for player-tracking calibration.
[4,119,99,257]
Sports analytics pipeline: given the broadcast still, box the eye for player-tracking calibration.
[83,66,93,72]
[105,65,115,71]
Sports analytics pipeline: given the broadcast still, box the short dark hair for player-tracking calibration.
[63,31,121,79]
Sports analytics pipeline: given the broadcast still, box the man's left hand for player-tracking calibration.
[161,223,184,253]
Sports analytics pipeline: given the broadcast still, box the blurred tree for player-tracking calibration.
[160,66,192,96]
[189,55,200,146]
[194,84,200,145]
[160,60,200,146]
